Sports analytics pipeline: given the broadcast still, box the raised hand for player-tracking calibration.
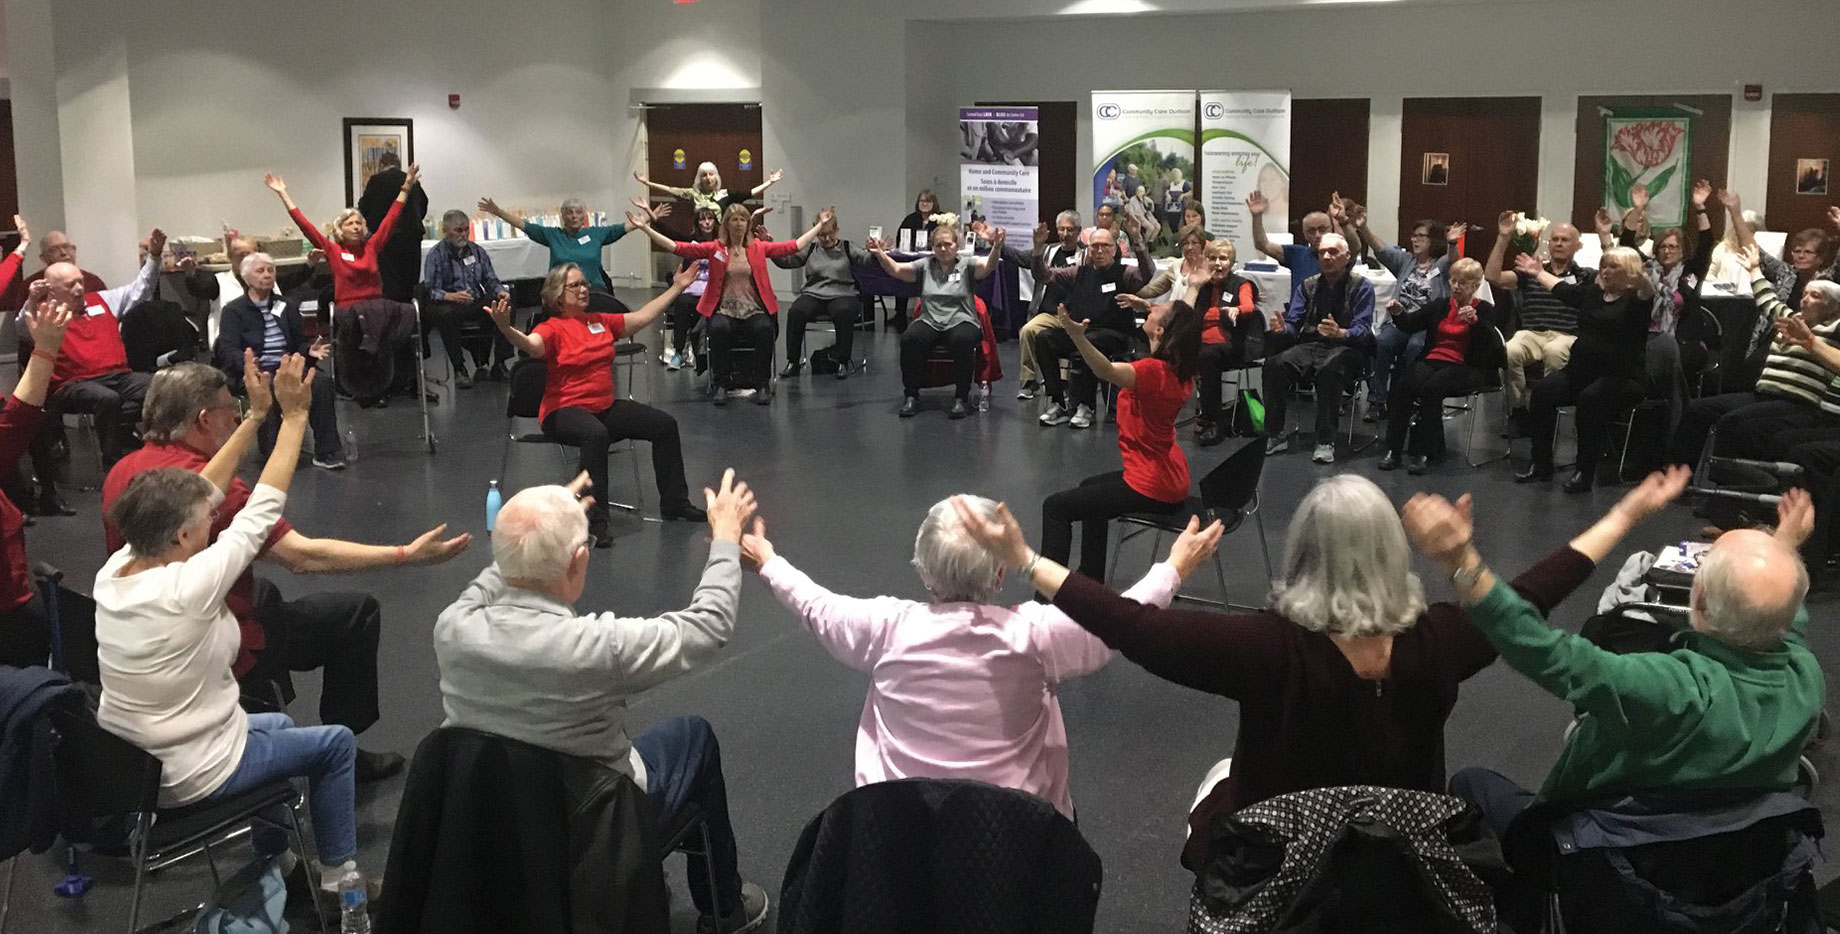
[1737,243,1761,272]
[1775,315,1816,350]
[949,496,1032,569]
[1348,202,1368,228]
[766,169,784,185]
[1245,191,1268,217]
[21,300,72,354]
[1400,492,1475,569]
[1594,207,1614,235]
[1513,252,1543,277]
[1692,179,1712,207]
[403,523,473,565]
[1828,205,1840,231]
[403,163,421,187]
[147,228,168,261]
[239,348,272,420]
[624,211,648,230]
[703,468,758,543]
[633,171,648,185]
[1165,516,1225,580]
[627,197,656,222]
[671,261,698,291]
[1776,488,1814,548]
[816,205,836,228]
[11,215,28,251]
[1629,183,1649,211]
[1497,210,1518,237]
[1716,188,1740,211]
[566,470,596,515]
[1611,465,1691,523]
[987,225,1006,247]
[272,354,313,418]
[477,196,502,216]
[739,517,776,572]
[1055,305,1088,337]
[1032,222,1050,246]
[1328,191,1347,224]
[485,294,513,330]
[1446,222,1465,243]
[264,173,287,194]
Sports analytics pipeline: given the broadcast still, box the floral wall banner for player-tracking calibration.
[1603,112,1692,228]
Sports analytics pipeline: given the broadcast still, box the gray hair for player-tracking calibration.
[1055,210,1082,227]
[142,363,229,443]
[238,251,274,280]
[1270,475,1426,637]
[492,485,590,581]
[108,468,222,556]
[913,496,1003,604]
[441,209,469,228]
[1695,534,1807,651]
[1317,232,1350,253]
[1803,280,1840,311]
[560,198,587,216]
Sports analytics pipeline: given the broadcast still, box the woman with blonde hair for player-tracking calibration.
[949,471,1610,873]
[265,167,417,310]
[1514,245,1656,492]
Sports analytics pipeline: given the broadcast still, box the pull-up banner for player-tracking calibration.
[1092,90,1195,253]
[959,107,1040,233]
[1200,90,1291,264]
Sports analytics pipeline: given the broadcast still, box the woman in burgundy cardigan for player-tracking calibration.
[951,471,1652,873]
[631,204,828,404]
[0,294,74,666]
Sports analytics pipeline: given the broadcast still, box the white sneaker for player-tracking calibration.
[1016,381,1038,401]
[1039,404,1071,426]
[1265,437,1289,456]
[665,351,684,371]
[1070,405,1095,429]
[1312,443,1336,464]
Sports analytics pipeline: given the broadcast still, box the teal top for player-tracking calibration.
[523,222,628,287]
[1464,578,1824,805]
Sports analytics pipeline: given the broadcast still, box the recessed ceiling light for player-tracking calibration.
[1058,0,1157,14]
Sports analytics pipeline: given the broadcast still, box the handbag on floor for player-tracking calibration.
[191,856,289,933]
[1233,388,1266,437]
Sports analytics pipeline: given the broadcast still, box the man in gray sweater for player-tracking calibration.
[434,469,767,933]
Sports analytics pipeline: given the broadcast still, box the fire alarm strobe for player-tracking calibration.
[449,94,461,109]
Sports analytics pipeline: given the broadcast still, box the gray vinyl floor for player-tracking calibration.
[3,293,1837,932]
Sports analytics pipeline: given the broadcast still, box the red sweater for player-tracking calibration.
[674,238,801,316]
[0,395,43,612]
[294,199,403,304]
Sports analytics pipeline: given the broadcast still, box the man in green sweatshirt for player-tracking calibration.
[1400,467,1823,835]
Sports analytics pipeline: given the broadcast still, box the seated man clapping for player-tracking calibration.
[434,469,769,933]
[738,496,1218,819]
[1402,469,1823,837]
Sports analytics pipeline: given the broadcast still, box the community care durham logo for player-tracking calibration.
[1203,101,1225,120]
[1097,103,1122,120]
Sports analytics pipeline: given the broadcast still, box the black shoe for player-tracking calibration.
[1514,464,1554,484]
[455,369,474,389]
[354,749,405,783]
[780,361,802,378]
[899,397,918,418]
[1197,422,1229,447]
[35,493,75,517]
[714,390,729,407]
[753,387,772,406]
[1405,454,1430,476]
[1562,470,1593,494]
[662,501,708,522]
[1378,451,1401,471]
[948,399,971,419]
[834,365,850,381]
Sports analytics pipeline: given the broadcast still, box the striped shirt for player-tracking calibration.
[1514,264,1595,334]
[1753,277,1840,415]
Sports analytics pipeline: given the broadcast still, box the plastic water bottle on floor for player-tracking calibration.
[977,381,991,412]
[343,429,360,464]
[485,480,502,533]
[338,869,372,933]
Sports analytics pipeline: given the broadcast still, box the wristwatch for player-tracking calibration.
[1451,558,1487,589]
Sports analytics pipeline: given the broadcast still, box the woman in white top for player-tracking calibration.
[95,353,374,907]
[1123,223,1210,315]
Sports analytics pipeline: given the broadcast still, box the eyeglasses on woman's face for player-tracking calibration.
[565,280,590,291]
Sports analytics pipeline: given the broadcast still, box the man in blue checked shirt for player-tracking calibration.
[420,209,512,388]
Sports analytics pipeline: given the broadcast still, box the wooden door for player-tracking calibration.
[1575,95,1731,239]
[1290,99,1370,237]
[978,100,1076,224]
[1400,97,1540,254]
[1766,94,1840,236]
[644,103,764,241]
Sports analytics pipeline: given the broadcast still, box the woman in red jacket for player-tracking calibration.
[0,283,74,667]
[264,166,418,307]
[631,204,829,405]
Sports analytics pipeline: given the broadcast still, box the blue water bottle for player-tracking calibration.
[485,480,503,533]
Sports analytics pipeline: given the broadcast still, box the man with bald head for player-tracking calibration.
[15,229,164,513]
[1486,210,1596,436]
[1248,191,1332,280]
[0,229,108,311]
[1030,215,1157,429]
[1402,468,1823,836]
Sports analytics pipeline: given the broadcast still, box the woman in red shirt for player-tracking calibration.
[1038,301,1203,582]
[1378,258,1503,475]
[0,285,74,667]
[1188,239,1261,447]
[631,204,828,405]
[487,262,703,545]
[264,166,417,306]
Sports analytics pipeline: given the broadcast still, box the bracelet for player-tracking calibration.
[29,350,56,364]
[1021,550,1043,576]
[395,545,406,566]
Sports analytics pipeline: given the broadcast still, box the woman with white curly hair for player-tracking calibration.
[737,495,1219,819]
[951,473,1603,873]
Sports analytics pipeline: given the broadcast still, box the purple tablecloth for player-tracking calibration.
[854,250,1023,340]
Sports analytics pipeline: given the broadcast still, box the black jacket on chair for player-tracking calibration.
[215,294,309,381]
[378,727,668,934]
[778,778,1103,934]
[0,665,86,860]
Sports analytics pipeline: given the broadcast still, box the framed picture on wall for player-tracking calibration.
[342,118,415,207]
[1797,159,1830,196]
[1421,153,1449,186]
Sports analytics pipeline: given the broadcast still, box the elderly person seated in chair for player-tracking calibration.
[434,469,769,933]
[951,472,1624,874]
[1030,215,1158,430]
[737,496,1218,819]
[870,217,1000,419]
[1260,232,1375,464]
[216,252,344,470]
[94,356,379,917]
[487,262,705,545]
[420,209,512,388]
[1403,470,1824,839]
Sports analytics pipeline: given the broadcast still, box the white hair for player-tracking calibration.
[1695,536,1807,651]
[1317,232,1349,253]
[492,485,589,581]
[1055,210,1082,227]
[913,496,1003,604]
[1270,475,1426,638]
[693,162,721,192]
[1803,280,1840,311]
[238,251,274,280]
[560,198,588,216]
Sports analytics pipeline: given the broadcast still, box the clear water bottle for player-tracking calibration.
[343,429,359,463]
[485,480,503,533]
[977,381,991,412]
[338,869,372,933]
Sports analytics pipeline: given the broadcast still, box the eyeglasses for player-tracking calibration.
[565,282,591,290]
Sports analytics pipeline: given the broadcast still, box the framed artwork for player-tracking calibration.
[1797,158,1830,196]
[1421,152,1449,186]
[343,118,415,206]
[1602,112,1692,227]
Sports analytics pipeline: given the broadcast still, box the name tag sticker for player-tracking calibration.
[299,300,320,312]
[86,304,107,316]
[577,235,592,245]
[462,256,476,266]
[587,322,606,335]
[1100,282,1117,294]
[270,302,286,317]
[340,252,355,262]
[947,272,961,285]
[715,251,727,263]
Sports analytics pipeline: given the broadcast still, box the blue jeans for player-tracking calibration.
[1368,321,1425,407]
[1449,766,1536,839]
[203,713,357,864]
[632,715,743,917]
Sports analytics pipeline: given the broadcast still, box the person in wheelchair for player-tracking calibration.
[486,262,706,545]
[215,252,344,470]
[1404,469,1822,839]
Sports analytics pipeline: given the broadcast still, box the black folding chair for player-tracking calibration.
[501,357,651,521]
[586,289,648,402]
[1105,436,1274,610]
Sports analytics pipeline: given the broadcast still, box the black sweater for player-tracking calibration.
[1551,280,1652,380]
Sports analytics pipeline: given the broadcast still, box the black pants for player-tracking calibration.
[1041,470,1183,581]
[668,293,700,356]
[1448,766,1534,839]
[785,295,860,364]
[542,402,691,528]
[706,314,776,388]
[1033,327,1130,410]
[892,295,911,333]
[899,320,981,399]
[1197,340,1248,422]
[30,370,152,488]
[1385,360,1487,457]
[1786,431,1840,567]
[1263,342,1365,440]
[0,593,50,669]
[249,585,382,734]
[422,300,511,373]
[1528,368,1645,471]
[257,364,343,461]
[1668,392,1829,468]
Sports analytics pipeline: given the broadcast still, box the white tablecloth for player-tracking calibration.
[418,237,612,282]
[1235,262,1401,319]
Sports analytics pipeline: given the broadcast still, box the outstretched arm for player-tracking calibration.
[628,215,681,252]
[633,172,687,199]
[622,262,694,334]
[1059,309,1136,388]
[1485,211,1520,291]
[750,168,784,199]
[484,294,545,358]
[1247,192,1282,262]
[1719,189,1755,250]
[868,243,919,282]
[476,196,526,233]
[976,225,1005,280]
[791,205,834,253]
